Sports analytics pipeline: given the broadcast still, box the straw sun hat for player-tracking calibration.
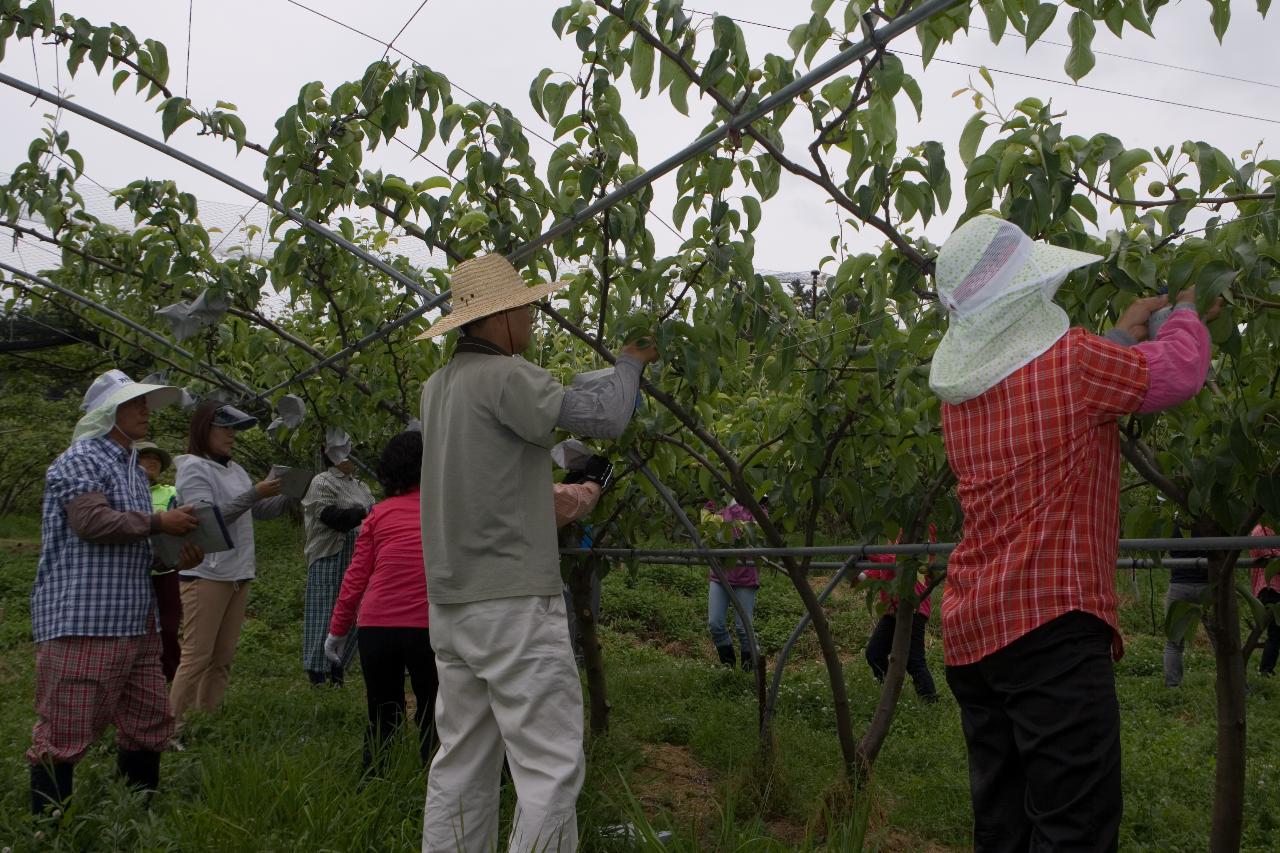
[418,254,566,339]
[928,215,1103,405]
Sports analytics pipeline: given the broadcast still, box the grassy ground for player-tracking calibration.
[0,515,1277,851]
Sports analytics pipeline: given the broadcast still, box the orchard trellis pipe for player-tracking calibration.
[506,0,967,264]
[561,554,1226,571]
[0,260,255,396]
[562,536,1280,558]
[2,261,382,477]
[0,71,442,305]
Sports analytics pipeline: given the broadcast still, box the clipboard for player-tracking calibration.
[151,501,234,569]
[268,465,316,501]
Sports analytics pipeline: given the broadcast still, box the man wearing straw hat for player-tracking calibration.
[929,216,1218,851]
[418,254,658,853]
[28,370,204,814]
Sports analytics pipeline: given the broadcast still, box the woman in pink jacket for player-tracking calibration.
[325,431,434,772]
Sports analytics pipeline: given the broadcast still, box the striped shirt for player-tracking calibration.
[30,437,158,642]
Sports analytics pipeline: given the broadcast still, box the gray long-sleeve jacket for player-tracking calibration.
[175,454,290,582]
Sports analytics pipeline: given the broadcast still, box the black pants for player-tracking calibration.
[1260,588,1280,675]
[945,611,1121,853]
[357,627,439,771]
[865,611,937,698]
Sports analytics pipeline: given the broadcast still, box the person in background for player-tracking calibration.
[1250,523,1280,677]
[325,430,434,773]
[703,498,763,673]
[169,401,291,724]
[929,215,1218,851]
[135,441,183,683]
[418,254,658,853]
[859,526,939,703]
[28,371,201,814]
[302,429,374,686]
[1162,522,1210,688]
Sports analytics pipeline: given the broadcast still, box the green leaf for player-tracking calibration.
[1064,12,1096,82]
[1237,578,1269,629]
[1107,148,1151,186]
[160,97,192,140]
[981,0,1007,43]
[1209,0,1230,42]
[1122,0,1155,36]
[959,114,988,167]
[1025,3,1057,50]
[112,69,129,93]
[1257,470,1280,516]
[630,33,655,96]
[742,196,761,232]
[457,210,488,234]
[1164,598,1201,644]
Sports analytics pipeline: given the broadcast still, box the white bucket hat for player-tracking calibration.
[928,216,1102,404]
[417,254,565,339]
[72,369,182,442]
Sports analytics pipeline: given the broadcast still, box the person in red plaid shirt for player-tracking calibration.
[928,216,1218,852]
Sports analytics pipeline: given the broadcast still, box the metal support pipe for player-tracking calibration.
[0,71,440,303]
[1,260,254,396]
[567,554,1223,571]
[508,0,966,264]
[252,299,435,402]
[563,536,1280,559]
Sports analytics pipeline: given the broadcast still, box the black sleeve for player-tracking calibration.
[319,504,368,533]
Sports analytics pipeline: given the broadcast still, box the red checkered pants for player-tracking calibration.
[27,633,174,764]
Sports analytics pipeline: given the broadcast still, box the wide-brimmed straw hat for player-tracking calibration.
[929,216,1102,404]
[417,254,565,339]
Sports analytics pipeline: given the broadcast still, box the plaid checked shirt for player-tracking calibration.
[940,329,1149,666]
[30,437,158,642]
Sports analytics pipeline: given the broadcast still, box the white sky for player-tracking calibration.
[0,0,1276,275]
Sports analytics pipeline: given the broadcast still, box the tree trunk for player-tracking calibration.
[1208,551,1246,853]
[856,595,915,777]
[570,559,610,736]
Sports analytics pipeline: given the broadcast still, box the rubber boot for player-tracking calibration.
[329,664,345,687]
[116,749,161,799]
[715,644,736,668]
[741,649,755,674]
[31,761,73,815]
[306,670,326,687]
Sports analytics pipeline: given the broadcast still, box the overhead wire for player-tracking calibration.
[684,7,1280,125]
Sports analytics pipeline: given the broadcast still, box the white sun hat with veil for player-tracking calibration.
[928,215,1104,404]
[72,369,182,443]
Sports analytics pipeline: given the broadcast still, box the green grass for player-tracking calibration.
[1,517,1278,851]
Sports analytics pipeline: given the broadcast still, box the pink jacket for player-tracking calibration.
[330,490,427,634]
[707,502,761,588]
[1133,308,1211,413]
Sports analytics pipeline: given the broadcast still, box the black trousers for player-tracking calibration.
[945,611,1122,853]
[1260,588,1280,675]
[865,611,937,698]
[357,626,439,771]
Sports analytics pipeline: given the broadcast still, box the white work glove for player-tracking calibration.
[323,632,348,664]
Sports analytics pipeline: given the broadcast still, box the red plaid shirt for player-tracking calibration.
[940,329,1149,666]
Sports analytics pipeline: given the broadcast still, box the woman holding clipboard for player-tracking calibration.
[169,401,293,725]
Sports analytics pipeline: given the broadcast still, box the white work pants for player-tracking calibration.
[423,595,585,853]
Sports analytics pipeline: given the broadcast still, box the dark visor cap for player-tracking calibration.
[212,404,258,431]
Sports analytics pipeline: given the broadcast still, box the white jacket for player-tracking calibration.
[175,454,290,582]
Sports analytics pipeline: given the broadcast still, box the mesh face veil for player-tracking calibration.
[940,219,1034,317]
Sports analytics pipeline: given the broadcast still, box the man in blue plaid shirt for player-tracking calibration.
[28,370,203,815]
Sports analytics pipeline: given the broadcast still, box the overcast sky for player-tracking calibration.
[1,0,1276,275]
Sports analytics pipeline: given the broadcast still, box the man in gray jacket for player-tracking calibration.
[418,254,657,853]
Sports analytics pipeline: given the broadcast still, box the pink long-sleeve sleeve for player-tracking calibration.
[1133,307,1210,414]
[329,510,378,637]
[554,482,602,528]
